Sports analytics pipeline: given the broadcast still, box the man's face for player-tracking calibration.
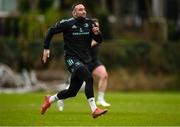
[72,4,86,19]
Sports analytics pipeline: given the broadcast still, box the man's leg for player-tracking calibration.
[92,65,111,107]
[57,65,96,112]
[42,65,107,118]
[58,65,107,118]
[57,99,64,111]
[57,65,111,110]
[74,66,107,118]
[41,73,83,115]
[57,80,85,112]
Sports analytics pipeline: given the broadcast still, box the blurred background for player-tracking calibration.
[0,0,180,93]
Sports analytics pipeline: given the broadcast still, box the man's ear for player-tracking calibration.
[72,10,76,17]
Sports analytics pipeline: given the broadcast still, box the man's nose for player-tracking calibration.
[83,11,86,14]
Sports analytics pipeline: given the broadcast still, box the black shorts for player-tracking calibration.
[65,57,85,74]
[87,60,102,73]
[65,57,102,74]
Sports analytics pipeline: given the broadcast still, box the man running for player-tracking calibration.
[57,19,110,112]
[41,3,107,118]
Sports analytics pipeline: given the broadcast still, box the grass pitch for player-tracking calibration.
[0,92,180,126]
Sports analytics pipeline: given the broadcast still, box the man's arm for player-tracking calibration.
[44,22,65,49]
[91,23,103,43]
[43,20,66,63]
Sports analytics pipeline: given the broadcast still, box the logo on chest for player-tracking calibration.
[72,24,90,36]
[72,25,77,29]
[79,28,83,32]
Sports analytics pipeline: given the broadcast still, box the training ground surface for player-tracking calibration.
[0,92,180,126]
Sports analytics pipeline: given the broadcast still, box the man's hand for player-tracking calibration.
[42,49,50,63]
[91,40,98,47]
[92,24,100,35]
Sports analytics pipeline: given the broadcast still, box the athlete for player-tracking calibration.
[57,19,110,112]
[41,3,107,118]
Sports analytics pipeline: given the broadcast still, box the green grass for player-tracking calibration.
[0,92,180,126]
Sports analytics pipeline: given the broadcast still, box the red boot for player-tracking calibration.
[92,108,107,118]
[41,95,51,115]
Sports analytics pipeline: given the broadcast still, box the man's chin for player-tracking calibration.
[82,15,86,18]
[77,17,86,20]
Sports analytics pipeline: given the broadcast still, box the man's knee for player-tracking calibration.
[104,72,108,79]
[99,71,108,80]
[69,91,78,97]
